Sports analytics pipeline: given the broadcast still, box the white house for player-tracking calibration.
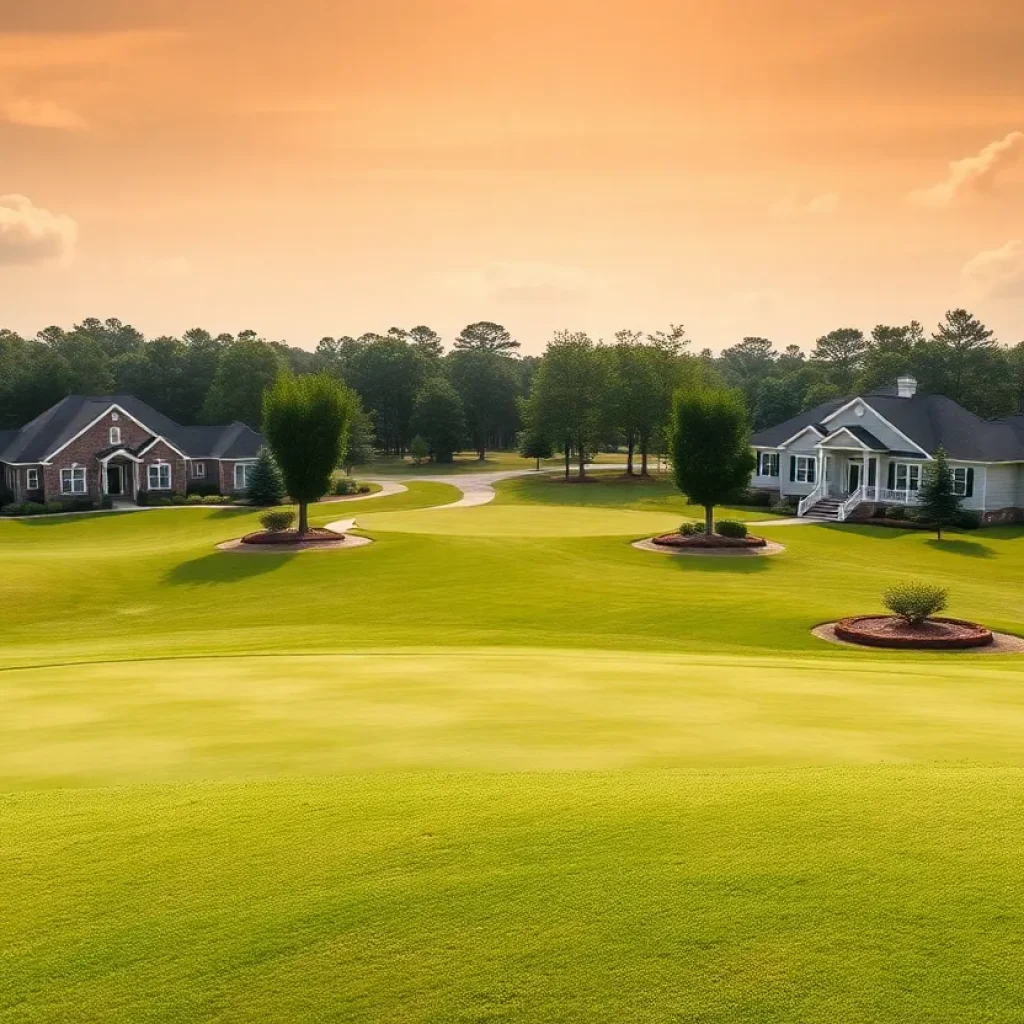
[749,376,1024,522]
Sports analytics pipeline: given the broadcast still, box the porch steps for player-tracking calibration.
[802,499,842,521]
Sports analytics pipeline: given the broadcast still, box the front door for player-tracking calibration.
[848,461,861,493]
[107,465,124,496]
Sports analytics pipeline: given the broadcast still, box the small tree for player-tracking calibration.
[262,374,353,534]
[246,446,285,506]
[410,377,466,462]
[409,434,429,465]
[670,387,756,535]
[517,427,554,470]
[341,399,375,475]
[916,446,963,540]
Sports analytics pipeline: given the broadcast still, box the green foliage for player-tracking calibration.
[883,581,949,625]
[884,505,907,520]
[446,349,519,458]
[916,446,964,539]
[516,426,555,468]
[201,334,283,427]
[452,321,519,354]
[715,519,748,538]
[409,435,429,464]
[679,521,705,535]
[334,476,359,495]
[341,399,376,473]
[771,499,796,515]
[262,374,354,533]
[246,447,286,507]
[410,377,466,462]
[670,386,756,533]
[260,508,296,532]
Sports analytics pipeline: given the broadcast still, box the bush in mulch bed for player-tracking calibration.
[651,531,767,550]
[241,528,344,546]
[834,615,993,650]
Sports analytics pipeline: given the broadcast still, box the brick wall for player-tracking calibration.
[138,439,187,495]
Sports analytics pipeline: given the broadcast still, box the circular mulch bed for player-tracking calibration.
[813,618,1024,653]
[632,534,784,557]
[217,529,372,554]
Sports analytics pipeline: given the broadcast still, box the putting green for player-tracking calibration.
[355,504,685,536]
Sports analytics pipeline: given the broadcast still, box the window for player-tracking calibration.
[26,468,39,490]
[790,455,816,484]
[234,462,256,490]
[758,452,780,477]
[109,426,121,445]
[894,463,920,492]
[147,462,171,490]
[951,467,974,497]
[192,462,206,479]
[60,467,87,494]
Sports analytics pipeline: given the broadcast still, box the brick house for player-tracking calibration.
[0,395,264,505]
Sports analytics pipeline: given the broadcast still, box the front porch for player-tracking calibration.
[797,449,924,519]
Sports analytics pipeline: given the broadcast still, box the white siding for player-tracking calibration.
[980,464,1017,511]
[822,401,922,453]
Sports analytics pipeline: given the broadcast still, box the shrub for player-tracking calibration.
[884,505,906,520]
[45,500,65,514]
[358,484,371,494]
[679,521,705,535]
[171,493,188,505]
[201,494,226,505]
[100,496,112,510]
[246,447,286,506]
[186,481,222,497]
[771,500,796,515]
[187,493,205,505]
[956,510,981,530]
[715,519,748,538]
[22,501,47,515]
[260,508,296,532]
[409,435,429,465]
[333,476,359,495]
[883,582,948,626]
[1,503,22,516]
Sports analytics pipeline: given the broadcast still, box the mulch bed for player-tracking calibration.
[828,615,995,650]
[633,535,784,557]
[241,528,341,545]
[652,532,766,549]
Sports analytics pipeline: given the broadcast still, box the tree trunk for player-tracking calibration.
[535,457,540,471]
[704,504,714,536]
[564,446,570,479]
[626,436,635,476]
[298,501,309,536]
[641,447,649,476]
[578,442,587,480]
[937,526,942,541]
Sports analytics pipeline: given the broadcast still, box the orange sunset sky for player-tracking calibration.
[1,0,1023,354]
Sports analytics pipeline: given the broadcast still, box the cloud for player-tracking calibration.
[1,97,88,130]
[441,262,592,303]
[769,193,840,218]
[961,240,1024,301]
[910,131,1024,208]
[0,194,77,267]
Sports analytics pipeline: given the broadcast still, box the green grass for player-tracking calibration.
[3,481,1024,1022]
[357,449,628,475]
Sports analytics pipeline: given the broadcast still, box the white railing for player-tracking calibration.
[878,488,922,505]
[837,485,867,521]
[797,482,825,517]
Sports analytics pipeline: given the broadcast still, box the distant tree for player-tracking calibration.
[341,398,376,474]
[527,331,608,480]
[916,446,964,541]
[411,377,466,462]
[453,321,519,354]
[202,335,283,427]
[1007,342,1024,413]
[857,322,925,394]
[262,374,354,534]
[246,447,286,506]
[409,325,444,360]
[409,435,429,465]
[609,332,660,474]
[346,335,427,454]
[719,336,776,410]
[752,376,803,429]
[802,380,842,408]
[811,328,868,393]
[446,349,519,459]
[517,426,555,470]
[929,308,1003,412]
[670,387,756,535]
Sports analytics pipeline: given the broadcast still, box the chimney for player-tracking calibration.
[896,375,918,399]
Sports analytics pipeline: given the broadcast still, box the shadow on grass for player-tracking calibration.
[205,507,258,520]
[666,553,774,574]
[8,510,134,527]
[924,538,995,558]
[164,551,295,585]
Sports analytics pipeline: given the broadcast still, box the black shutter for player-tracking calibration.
[887,463,895,489]
[868,460,876,487]
[789,456,796,482]
[772,454,780,477]
[966,468,974,497]
[808,459,816,483]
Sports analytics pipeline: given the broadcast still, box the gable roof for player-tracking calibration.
[0,395,264,463]
[820,425,889,450]
[752,387,1024,462]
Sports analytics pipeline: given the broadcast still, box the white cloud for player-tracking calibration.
[769,193,840,218]
[1,97,88,130]
[910,131,1024,208]
[0,194,76,267]
[961,240,1024,301]
[441,261,592,303]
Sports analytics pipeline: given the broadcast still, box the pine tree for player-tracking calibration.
[246,446,286,506]
[916,445,963,541]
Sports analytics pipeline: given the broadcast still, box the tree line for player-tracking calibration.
[2,309,1021,461]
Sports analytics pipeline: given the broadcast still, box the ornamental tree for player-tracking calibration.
[917,445,963,540]
[246,446,285,506]
[670,386,756,535]
[262,373,354,534]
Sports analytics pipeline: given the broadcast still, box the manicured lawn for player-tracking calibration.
[3,483,1024,1022]
[358,449,628,475]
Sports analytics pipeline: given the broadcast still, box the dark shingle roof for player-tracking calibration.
[830,425,889,450]
[0,395,264,463]
[753,387,1024,462]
